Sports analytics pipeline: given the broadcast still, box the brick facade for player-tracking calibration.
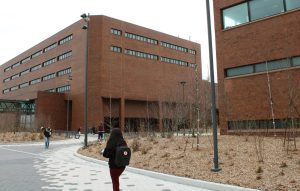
[213,1,300,135]
[0,15,201,132]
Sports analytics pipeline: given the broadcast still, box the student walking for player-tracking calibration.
[98,122,105,141]
[41,126,52,149]
[103,128,128,191]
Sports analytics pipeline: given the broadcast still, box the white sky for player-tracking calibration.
[0,0,216,80]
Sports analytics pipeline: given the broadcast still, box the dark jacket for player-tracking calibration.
[103,142,126,169]
[44,128,52,138]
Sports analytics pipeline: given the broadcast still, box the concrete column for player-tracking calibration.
[119,97,125,131]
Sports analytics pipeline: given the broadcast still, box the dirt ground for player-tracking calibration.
[78,134,300,191]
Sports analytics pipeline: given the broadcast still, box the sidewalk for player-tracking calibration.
[70,136,259,191]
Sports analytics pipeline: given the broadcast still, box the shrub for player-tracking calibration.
[256,166,263,174]
[131,139,141,152]
[280,162,287,168]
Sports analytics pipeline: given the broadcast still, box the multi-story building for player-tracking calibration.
[0,15,201,132]
[214,0,300,135]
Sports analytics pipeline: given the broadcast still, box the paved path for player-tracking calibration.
[0,137,258,191]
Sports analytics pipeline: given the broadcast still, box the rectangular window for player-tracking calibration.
[48,88,56,93]
[222,2,249,29]
[12,62,21,69]
[3,89,10,94]
[11,74,20,80]
[42,73,56,81]
[20,82,29,88]
[11,85,19,91]
[31,50,43,58]
[31,64,42,72]
[20,69,30,76]
[110,46,122,53]
[267,58,289,71]
[4,77,10,82]
[111,28,122,36]
[30,78,41,85]
[21,57,31,64]
[160,56,188,67]
[57,68,71,77]
[58,51,72,61]
[255,62,267,72]
[125,32,158,45]
[4,67,11,72]
[57,85,70,93]
[189,49,196,55]
[249,0,284,21]
[43,57,57,67]
[292,56,300,66]
[125,49,158,60]
[226,65,254,77]
[59,34,73,45]
[44,43,57,52]
[160,41,188,52]
[286,0,300,11]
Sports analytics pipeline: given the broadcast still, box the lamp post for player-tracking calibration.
[180,81,186,136]
[81,13,90,147]
[205,0,221,172]
[66,75,72,137]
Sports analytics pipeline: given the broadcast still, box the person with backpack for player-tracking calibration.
[103,128,131,191]
[41,126,52,149]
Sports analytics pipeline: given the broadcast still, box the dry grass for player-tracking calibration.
[78,135,300,191]
[0,132,65,143]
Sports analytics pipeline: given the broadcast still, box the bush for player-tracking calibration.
[256,166,263,174]
[131,139,141,152]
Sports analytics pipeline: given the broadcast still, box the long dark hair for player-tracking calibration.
[106,128,126,149]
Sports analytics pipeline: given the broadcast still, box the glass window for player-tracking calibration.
[226,65,253,77]
[292,56,300,66]
[249,0,284,21]
[255,62,267,72]
[267,58,289,70]
[286,0,300,11]
[222,2,249,29]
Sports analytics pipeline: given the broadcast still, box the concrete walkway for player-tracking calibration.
[0,136,260,191]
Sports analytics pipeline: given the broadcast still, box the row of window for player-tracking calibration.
[113,46,196,68]
[2,68,71,94]
[125,32,158,45]
[4,34,73,72]
[111,28,196,55]
[3,51,72,83]
[124,49,159,60]
[160,41,188,53]
[228,118,300,130]
[47,85,71,93]
[223,0,300,29]
[225,55,300,77]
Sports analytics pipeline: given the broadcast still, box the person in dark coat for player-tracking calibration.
[41,126,52,149]
[103,128,127,191]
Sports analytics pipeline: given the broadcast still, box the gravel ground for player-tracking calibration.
[78,134,300,191]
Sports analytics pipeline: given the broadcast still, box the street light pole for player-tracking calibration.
[180,81,186,136]
[81,13,90,148]
[66,75,72,137]
[205,0,221,172]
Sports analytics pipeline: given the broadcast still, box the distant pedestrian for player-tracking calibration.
[98,122,105,141]
[75,127,81,139]
[42,126,52,149]
[103,128,128,191]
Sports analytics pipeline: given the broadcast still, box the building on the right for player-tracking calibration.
[213,0,300,135]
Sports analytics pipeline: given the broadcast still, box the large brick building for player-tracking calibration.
[0,15,201,132]
[214,0,300,135]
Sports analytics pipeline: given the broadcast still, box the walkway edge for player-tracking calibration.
[74,151,259,191]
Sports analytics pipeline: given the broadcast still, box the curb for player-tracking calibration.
[74,151,260,191]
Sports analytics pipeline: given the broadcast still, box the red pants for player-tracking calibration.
[110,168,125,191]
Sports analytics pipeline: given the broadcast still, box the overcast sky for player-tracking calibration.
[0,0,216,80]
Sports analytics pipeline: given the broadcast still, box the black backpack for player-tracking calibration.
[115,145,131,167]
